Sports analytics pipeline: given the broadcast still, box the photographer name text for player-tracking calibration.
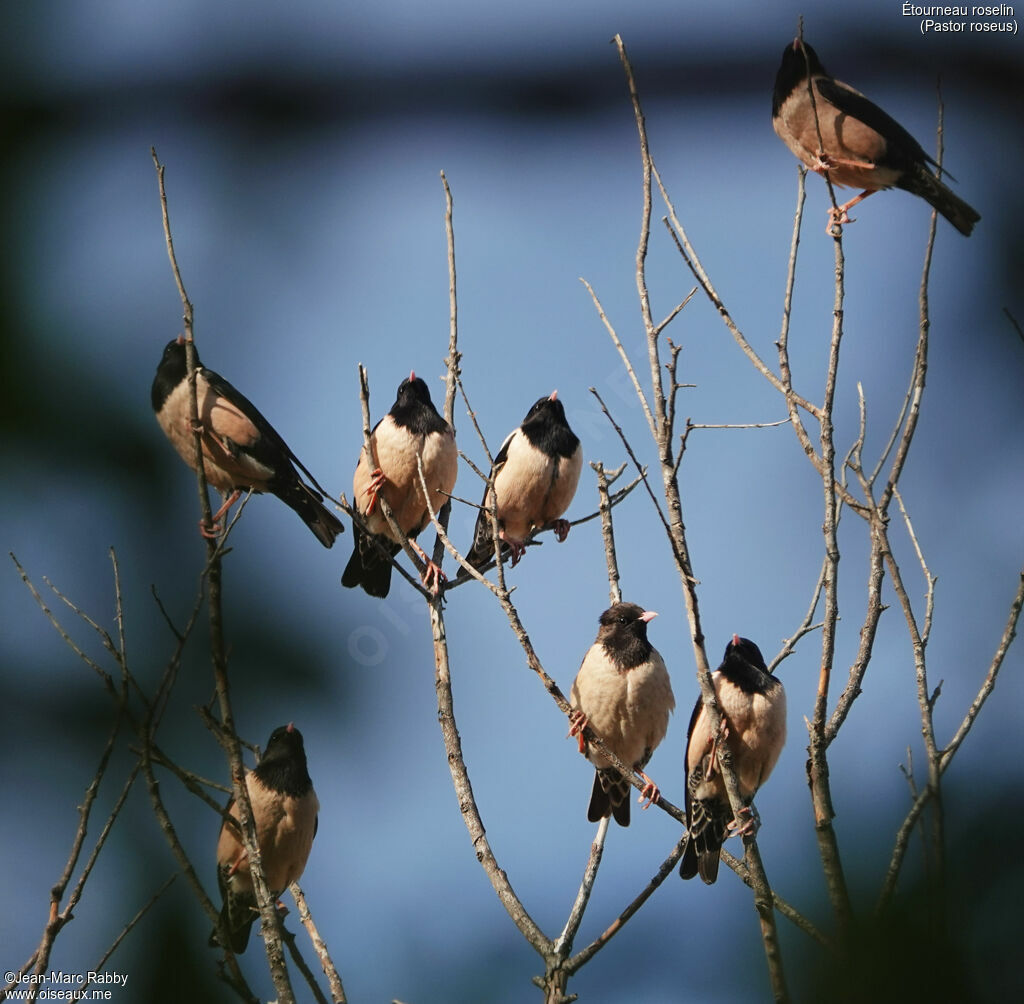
[4,972,127,1000]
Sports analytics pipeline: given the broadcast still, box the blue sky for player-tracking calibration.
[2,2,1022,1001]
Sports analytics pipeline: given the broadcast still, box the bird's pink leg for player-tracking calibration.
[226,848,248,877]
[498,531,527,566]
[827,189,876,229]
[568,710,588,754]
[813,152,876,174]
[201,489,242,538]
[811,152,834,175]
[727,804,760,838]
[831,156,877,171]
[637,770,661,810]
[705,722,730,779]
[551,518,571,543]
[410,540,446,595]
[364,468,387,515]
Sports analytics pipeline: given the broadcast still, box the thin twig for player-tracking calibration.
[553,818,609,958]
[591,462,624,606]
[566,837,685,972]
[293,885,347,1004]
[71,876,177,1002]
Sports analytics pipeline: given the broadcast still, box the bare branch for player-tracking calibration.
[430,598,549,951]
[687,419,791,432]
[72,875,177,1001]
[566,837,685,972]
[1003,306,1024,345]
[281,925,330,1004]
[292,885,348,1004]
[589,388,672,544]
[940,569,1024,770]
[553,818,609,958]
[591,462,623,606]
[579,277,655,438]
[440,170,460,430]
[768,557,827,675]
[455,374,494,470]
[442,464,643,592]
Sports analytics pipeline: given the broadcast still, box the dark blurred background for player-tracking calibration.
[2,2,1022,1001]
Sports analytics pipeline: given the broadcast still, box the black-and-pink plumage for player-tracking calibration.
[152,336,343,546]
[342,372,458,597]
[569,603,675,827]
[772,39,979,235]
[466,392,582,570]
[211,724,319,954]
[680,635,786,884]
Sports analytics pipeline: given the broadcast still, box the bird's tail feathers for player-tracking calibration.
[906,166,980,236]
[679,807,726,884]
[589,768,630,827]
[209,898,255,954]
[278,481,344,548]
[341,527,398,598]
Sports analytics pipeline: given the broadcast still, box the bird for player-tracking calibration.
[342,371,458,597]
[211,723,319,954]
[151,336,343,547]
[771,38,980,236]
[679,635,787,884]
[464,392,582,571]
[568,602,675,827]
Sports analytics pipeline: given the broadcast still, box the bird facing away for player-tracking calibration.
[151,336,343,547]
[211,723,319,954]
[465,392,582,570]
[569,602,675,827]
[772,38,980,236]
[342,372,458,597]
[680,635,786,884]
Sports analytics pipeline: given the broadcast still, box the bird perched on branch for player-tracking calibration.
[680,635,786,884]
[569,603,675,827]
[211,723,319,954]
[342,371,457,597]
[464,392,582,571]
[151,336,343,547]
[771,38,980,236]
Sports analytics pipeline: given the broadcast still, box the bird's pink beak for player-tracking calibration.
[286,722,295,733]
[732,633,740,647]
[409,370,416,382]
[175,334,185,346]
[548,390,558,401]
[640,610,658,623]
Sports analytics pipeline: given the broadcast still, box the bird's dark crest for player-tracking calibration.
[772,39,826,117]
[390,375,450,438]
[519,395,580,460]
[151,338,193,412]
[254,724,313,798]
[717,635,776,696]
[597,602,655,671]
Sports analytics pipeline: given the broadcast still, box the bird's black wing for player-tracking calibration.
[814,77,936,171]
[682,692,706,823]
[468,429,516,560]
[202,366,332,498]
